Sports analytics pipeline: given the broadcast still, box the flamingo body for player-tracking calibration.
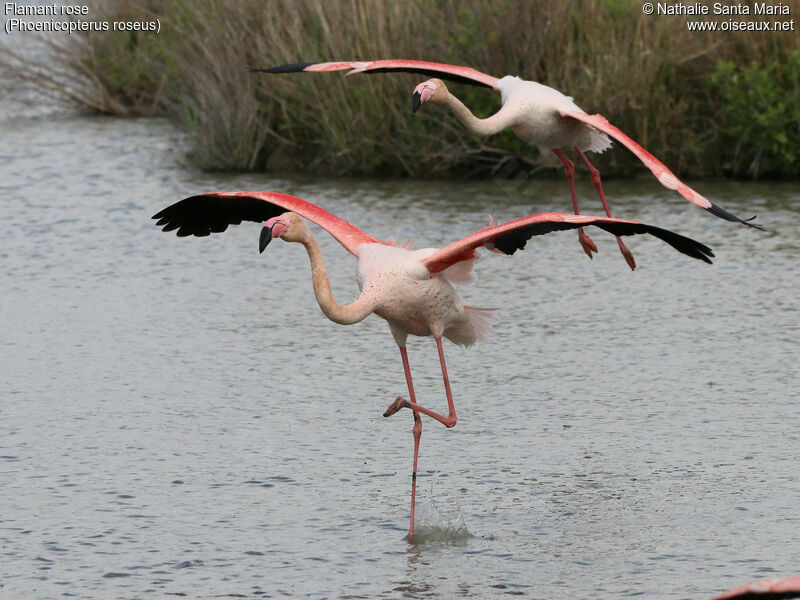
[356,243,491,345]
[497,76,611,153]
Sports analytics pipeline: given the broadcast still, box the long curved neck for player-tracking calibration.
[442,91,514,136]
[301,234,372,326]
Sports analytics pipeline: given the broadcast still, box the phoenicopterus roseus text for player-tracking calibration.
[153,191,714,538]
[254,59,763,270]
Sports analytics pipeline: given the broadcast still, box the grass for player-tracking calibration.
[2,0,799,178]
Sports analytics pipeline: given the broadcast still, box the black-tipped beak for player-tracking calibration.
[259,226,273,254]
[411,91,422,114]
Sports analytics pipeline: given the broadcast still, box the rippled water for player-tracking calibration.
[1,110,798,599]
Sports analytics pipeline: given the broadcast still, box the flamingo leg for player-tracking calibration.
[573,147,636,270]
[398,346,422,539]
[553,149,597,259]
[384,337,458,428]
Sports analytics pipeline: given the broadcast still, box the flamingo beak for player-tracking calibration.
[411,83,435,114]
[259,225,273,254]
[411,91,422,114]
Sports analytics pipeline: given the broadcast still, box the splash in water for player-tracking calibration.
[408,486,472,544]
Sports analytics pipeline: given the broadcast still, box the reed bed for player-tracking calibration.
[2,0,798,177]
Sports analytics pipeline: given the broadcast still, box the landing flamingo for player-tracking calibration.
[153,191,714,538]
[254,59,763,269]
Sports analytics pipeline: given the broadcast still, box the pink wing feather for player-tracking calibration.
[710,574,800,599]
[255,59,499,89]
[422,212,714,274]
[560,110,763,229]
[152,191,380,256]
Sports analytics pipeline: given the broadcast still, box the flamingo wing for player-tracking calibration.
[560,110,763,230]
[152,191,379,256]
[422,212,714,274]
[253,59,500,89]
[710,574,800,600]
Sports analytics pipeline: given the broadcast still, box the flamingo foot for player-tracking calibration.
[578,229,598,259]
[383,396,410,417]
[618,237,636,270]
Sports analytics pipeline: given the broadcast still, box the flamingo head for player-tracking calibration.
[411,78,446,114]
[259,212,307,253]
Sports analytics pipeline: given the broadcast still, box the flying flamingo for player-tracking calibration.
[153,191,714,537]
[710,574,800,599]
[254,59,763,270]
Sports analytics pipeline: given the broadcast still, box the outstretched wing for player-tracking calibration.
[710,573,800,600]
[422,212,714,273]
[560,110,763,230]
[253,59,500,89]
[152,191,379,256]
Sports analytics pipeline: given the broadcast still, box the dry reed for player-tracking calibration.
[2,0,798,177]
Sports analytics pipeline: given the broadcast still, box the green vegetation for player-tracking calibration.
[712,53,800,177]
[3,0,799,178]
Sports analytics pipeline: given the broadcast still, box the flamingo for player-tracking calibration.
[254,59,763,270]
[152,191,714,538]
[710,574,800,599]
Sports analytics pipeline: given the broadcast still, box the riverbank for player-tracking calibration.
[2,0,798,178]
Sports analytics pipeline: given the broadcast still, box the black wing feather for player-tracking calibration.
[250,63,316,74]
[493,221,714,264]
[152,194,287,238]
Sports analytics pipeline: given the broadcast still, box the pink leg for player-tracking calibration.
[398,346,422,539]
[384,337,457,429]
[574,147,636,270]
[553,148,597,259]
[384,339,458,537]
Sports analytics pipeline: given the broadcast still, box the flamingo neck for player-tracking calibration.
[301,234,373,326]
[442,91,511,136]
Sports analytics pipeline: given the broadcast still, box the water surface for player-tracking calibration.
[1,112,798,599]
